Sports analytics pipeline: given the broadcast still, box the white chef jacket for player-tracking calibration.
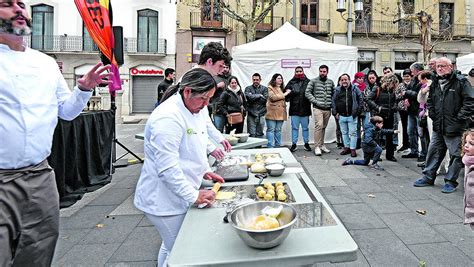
[134,94,214,216]
[0,44,92,169]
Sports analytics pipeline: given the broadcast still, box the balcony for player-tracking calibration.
[125,38,167,55]
[256,16,284,31]
[299,18,330,34]
[23,35,99,52]
[190,11,233,30]
[433,23,474,38]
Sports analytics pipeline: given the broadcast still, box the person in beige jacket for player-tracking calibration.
[462,128,474,230]
[265,73,291,147]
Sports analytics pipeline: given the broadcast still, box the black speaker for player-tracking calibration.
[100,26,124,66]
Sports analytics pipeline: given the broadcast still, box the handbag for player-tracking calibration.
[227,112,243,125]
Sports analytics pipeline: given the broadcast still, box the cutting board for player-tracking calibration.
[214,164,249,181]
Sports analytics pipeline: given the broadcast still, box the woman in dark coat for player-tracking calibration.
[216,76,247,134]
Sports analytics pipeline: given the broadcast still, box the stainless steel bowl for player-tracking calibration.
[229,201,297,249]
[226,137,239,146]
[265,163,286,177]
[234,133,250,143]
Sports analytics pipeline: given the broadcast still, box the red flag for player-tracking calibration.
[74,0,121,95]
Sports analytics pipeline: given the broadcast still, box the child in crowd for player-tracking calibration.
[342,116,399,170]
[463,128,474,231]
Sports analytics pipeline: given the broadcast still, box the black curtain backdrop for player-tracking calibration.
[48,110,114,208]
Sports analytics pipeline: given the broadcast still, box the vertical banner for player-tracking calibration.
[74,0,122,96]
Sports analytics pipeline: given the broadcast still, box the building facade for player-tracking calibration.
[25,0,176,116]
[176,0,473,80]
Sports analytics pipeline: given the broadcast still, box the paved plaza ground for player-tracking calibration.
[52,123,474,266]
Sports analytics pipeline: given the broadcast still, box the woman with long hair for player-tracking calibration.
[216,76,247,134]
[265,73,291,147]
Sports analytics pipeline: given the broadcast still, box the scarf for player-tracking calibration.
[294,73,305,80]
[463,154,474,168]
[228,85,241,94]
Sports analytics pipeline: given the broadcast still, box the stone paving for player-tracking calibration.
[52,124,474,266]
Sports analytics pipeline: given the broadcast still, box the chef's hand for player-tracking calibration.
[195,190,216,207]
[210,148,225,160]
[204,172,225,183]
[220,139,232,152]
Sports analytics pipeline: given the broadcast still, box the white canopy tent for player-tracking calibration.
[231,22,359,145]
[456,53,474,74]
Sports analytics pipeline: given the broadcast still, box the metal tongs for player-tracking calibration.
[255,173,268,185]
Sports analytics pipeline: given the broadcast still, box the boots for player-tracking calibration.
[340,147,351,155]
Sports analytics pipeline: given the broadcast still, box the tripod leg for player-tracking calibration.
[115,139,144,163]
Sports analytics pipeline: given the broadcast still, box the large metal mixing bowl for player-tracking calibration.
[229,201,297,249]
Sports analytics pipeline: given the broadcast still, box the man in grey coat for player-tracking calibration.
[305,65,335,156]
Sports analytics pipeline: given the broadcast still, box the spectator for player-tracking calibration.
[413,57,474,193]
[211,63,231,132]
[305,65,335,156]
[244,73,268,138]
[353,71,368,149]
[157,68,175,106]
[266,73,291,148]
[395,68,412,152]
[332,74,363,157]
[415,70,432,168]
[216,76,247,134]
[468,68,474,87]
[462,128,474,230]
[286,66,312,152]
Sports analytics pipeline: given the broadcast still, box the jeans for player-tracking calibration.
[421,131,463,186]
[353,145,382,165]
[313,108,331,147]
[407,114,419,154]
[266,119,283,148]
[247,114,265,137]
[416,116,430,158]
[213,114,226,133]
[291,115,309,144]
[338,115,358,149]
[145,213,186,267]
[399,110,409,148]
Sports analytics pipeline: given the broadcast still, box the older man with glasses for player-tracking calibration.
[413,57,474,193]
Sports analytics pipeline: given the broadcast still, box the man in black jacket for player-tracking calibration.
[414,57,474,193]
[156,68,174,106]
[244,73,267,137]
[285,67,312,152]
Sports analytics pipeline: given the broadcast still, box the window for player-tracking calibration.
[31,4,53,50]
[439,3,453,35]
[255,0,273,30]
[83,23,98,52]
[137,9,158,53]
[202,0,221,27]
[398,0,414,34]
[300,0,318,32]
[354,0,371,32]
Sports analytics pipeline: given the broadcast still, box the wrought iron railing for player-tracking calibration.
[256,16,284,31]
[125,38,167,54]
[353,20,474,37]
[190,11,233,29]
[23,35,99,52]
[298,18,330,33]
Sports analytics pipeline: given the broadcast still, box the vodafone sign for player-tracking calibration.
[130,67,164,76]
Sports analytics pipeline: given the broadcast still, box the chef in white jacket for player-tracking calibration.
[134,68,226,267]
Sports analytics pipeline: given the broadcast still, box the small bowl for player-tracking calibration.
[226,137,239,146]
[234,133,250,143]
[229,201,297,249]
[265,163,286,177]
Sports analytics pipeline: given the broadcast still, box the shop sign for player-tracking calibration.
[130,67,163,76]
[358,51,375,62]
[281,59,311,68]
[395,52,417,62]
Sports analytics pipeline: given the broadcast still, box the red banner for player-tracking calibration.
[75,0,121,95]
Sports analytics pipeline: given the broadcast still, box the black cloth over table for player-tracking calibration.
[48,110,114,208]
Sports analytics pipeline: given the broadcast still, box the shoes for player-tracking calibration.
[340,147,351,155]
[320,145,331,153]
[290,143,297,152]
[370,163,385,171]
[351,149,357,157]
[397,146,410,152]
[417,156,425,162]
[314,146,322,156]
[413,177,434,187]
[342,158,353,166]
[402,153,419,158]
[304,143,312,152]
[386,157,397,162]
[337,142,344,149]
[417,161,426,168]
[441,183,456,193]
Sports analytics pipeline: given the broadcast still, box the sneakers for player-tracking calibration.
[402,153,419,158]
[320,145,331,153]
[441,183,456,193]
[342,158,353,166]
[397,146,410,152]
[370,163,384,171]
[350,149,357,157]
[314,146,322,156]
[413,177,434,187]
[417,156,425,163]
[340,148,351,155]
[290,143,297,152]
[304,143,312,152]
